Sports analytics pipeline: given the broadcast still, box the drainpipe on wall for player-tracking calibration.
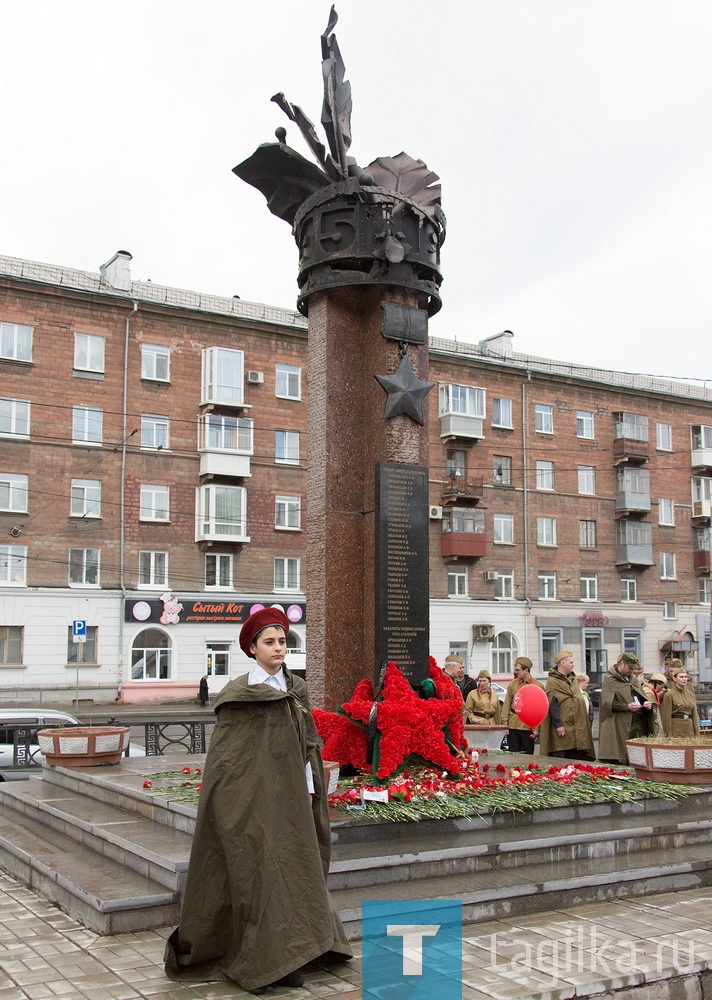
[117,301,139,701]
[521,373,532,657]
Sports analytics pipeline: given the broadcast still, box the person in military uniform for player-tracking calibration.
[465,670,501,726]
[598,653,654,763]
[539,651,595,760]
[501,656,544,753]
[661,667,700,737]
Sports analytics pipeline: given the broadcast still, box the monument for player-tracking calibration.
[234,7,446,707]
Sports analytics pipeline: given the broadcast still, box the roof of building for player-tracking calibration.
[2,251,710,403]
[0,253,308,331]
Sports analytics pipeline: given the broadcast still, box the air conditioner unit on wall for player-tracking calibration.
[247,370,264,384]
[484,571,498,581]
[472,624,496,641]
[429,505,443,520]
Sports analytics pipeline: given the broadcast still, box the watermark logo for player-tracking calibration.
[484,926,699,987]
[362,900,462,999]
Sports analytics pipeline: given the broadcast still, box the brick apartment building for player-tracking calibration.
[1,251,710,705]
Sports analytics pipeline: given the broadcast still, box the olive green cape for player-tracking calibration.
[598,664,652,762]
[539,668,595,759]
[164,668,352,991]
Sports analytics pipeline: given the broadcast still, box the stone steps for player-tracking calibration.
[1,758,711,940]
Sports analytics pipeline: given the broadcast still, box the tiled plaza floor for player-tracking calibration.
[2,870,712,999]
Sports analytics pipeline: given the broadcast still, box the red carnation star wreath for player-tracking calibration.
[312,658,467,780]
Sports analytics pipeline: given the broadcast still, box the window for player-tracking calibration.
[443,507,485,533]
[692,477,712,503]
[206,553,233,589]
[621,576,637,602]
[579,520,597,549]
[580,573,598,601]
[138,551,168,588]
[197,485,247,540]
[276,364,302,400]
[691,425,712,450]
[538,571,557,600]
[140,484,169,522]
[74,333,105,374]
[537,517,557,547]
[448,570,467,597]
[141,344,170,382]
[536,461,554,491]
[439,383,486,417]
[446,449,466,479]
[0,321,32,362]
[131,628,171,680]
[286,633,304,657]
[495,572,514,599]
[699,577,711,605]
[67,625,98,665]
[275,430,300,464]
[534,404,553,434]
[141,414,170,450]
[275,495,301,530]
[656,423,672,451]
[0,625,23,664]
[70,479,101,518]
[493,455,512,486]
[541,629,563,671]
[72,406,102,445]
[614,412,648,442]
[660,552,676,580]
[576,411,594,439]
[663,601,677,620]
[658,498,675,526]
[69,548,99,586]
[578,466,596,495]
[274,557,301,592]
[0,545,26,585]
[492,397,513,429]
[491,631,518,674]
[493,513,514,545]
[0,473,28,513]
[622,630,642,661]
[206,642,230,676]
[199,414,253,453]
[0,397,30,437]
[201,346,244,405]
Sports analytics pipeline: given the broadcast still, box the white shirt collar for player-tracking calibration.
[248,663,287,691]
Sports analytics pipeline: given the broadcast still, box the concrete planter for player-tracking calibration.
[626,738,712,784]
[323,760,340,795]
[37,726,131,767]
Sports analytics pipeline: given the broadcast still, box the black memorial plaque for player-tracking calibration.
[374,462,430,684]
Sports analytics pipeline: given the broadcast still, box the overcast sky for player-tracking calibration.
[2,1,710,383]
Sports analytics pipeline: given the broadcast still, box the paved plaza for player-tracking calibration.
[3,869,712,999]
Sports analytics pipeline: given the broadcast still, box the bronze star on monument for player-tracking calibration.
[375,354,434,426]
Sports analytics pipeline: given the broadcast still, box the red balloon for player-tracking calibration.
[512,684,549,728]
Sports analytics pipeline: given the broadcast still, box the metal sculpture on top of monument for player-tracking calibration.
[234,7,446,707]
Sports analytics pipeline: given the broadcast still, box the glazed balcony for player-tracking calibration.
[615,520,653,567]
[615,468,651,514]
[613,413,649,465]
[691,425,712,471]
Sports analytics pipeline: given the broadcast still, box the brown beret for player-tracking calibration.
[239,607,290,658]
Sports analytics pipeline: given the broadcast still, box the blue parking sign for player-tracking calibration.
[72,619,87,640]
[362,899,462,999]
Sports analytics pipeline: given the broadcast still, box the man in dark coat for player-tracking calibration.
[599,653,654,763]
[165,608,352,994]
[539,651,595,760]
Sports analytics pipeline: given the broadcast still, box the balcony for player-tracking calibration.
[613,437,649,464]
[615,521,653,567]
[615,490,651,515]
[439,413,484,441]
[691,447,712,472]
[694,550,711,573]
[691,498,712,521]
[441,475,484,506]
[441,531,486,561]
[199,452,251,479]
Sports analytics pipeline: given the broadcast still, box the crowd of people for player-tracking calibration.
[444,650,703,765]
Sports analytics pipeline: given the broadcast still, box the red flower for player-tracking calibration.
[142,780,152,788]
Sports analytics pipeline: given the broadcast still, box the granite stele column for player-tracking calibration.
[234,9,445,707]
